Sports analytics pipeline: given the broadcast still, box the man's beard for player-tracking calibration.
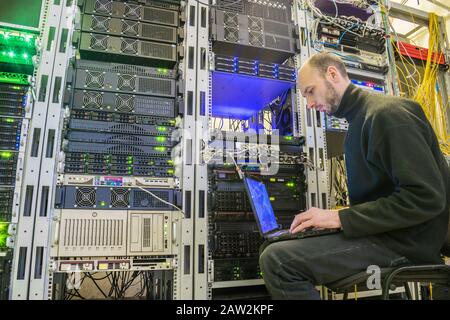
[324,79,340,115]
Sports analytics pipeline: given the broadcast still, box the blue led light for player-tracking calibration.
[211,71,294,119]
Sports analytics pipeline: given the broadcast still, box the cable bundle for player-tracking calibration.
[412,14,449,155]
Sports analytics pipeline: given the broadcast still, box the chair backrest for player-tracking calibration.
[441,208,450,256]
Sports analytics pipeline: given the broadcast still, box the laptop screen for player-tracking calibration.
[245,177,279,235]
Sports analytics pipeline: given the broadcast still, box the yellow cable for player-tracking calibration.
[383,6,450,156]
[409,14,450,155]
[429,283,433,300]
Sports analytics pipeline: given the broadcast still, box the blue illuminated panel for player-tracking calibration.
[351,79,384,92]
[212,71,295,119]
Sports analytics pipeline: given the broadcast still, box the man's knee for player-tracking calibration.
[259,241,295,276]
[259,243,278,275]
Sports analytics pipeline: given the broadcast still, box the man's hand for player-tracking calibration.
[290,207,342,234]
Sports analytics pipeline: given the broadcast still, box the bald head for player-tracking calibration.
[303,52,349,79]
[297,52,351,115]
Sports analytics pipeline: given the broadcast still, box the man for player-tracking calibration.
[259,52,450,299]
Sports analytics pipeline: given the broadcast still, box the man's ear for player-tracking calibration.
[326,66,339,82]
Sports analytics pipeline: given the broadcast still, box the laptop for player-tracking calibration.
[243,176,341,242]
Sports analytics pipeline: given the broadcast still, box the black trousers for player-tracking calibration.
[259,233,411,299]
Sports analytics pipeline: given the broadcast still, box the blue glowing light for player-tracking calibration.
[211,71,294,119]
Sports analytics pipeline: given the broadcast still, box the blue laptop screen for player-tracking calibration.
[245,177,279,234]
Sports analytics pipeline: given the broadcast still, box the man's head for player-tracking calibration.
[298,52,350,115]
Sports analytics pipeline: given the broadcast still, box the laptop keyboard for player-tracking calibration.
[269,228,340,240]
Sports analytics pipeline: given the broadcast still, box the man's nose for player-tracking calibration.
[306,100,316,109]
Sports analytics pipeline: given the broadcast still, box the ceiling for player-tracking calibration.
[389,0,449,45]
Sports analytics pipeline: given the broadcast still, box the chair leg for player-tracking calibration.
[404,282,413,300]
[381,279,391,300]
[342,290,348,300]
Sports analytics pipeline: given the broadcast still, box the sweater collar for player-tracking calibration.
[331,83,366,122]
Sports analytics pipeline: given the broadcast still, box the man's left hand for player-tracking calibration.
[290,207,342,234]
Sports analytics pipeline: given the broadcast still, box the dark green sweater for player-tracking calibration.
[334,83,449,264]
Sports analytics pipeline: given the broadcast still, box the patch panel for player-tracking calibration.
[55,186,178,210]
[316,18,386,54]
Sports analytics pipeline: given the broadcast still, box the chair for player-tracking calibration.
[326,213,450,300]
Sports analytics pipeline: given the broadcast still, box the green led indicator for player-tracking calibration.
[23,53,28,59]
[6,118,14,123]
[1,52,5,56]
[8,52,14,57]
[167,169,174,174]
[149,161,154,165]
[156,136,166,142]
[157,126,167,132]
[284,136,293,141]
[155,146,167,152]
[100,201,106,206]
[169,120,176,125]
[270,178,276,182]
[269,197,275,201]
[167,160,174,165]
[1,151,12,159]
[286,182,295,188]
[0,223,8,248]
